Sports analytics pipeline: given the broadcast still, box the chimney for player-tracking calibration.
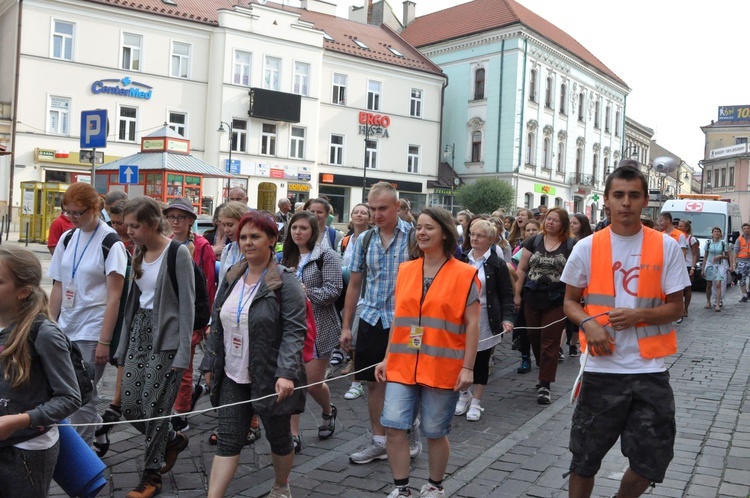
[367,0,373,24]
[402,0,416,27]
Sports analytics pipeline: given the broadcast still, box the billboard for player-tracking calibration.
[717,105,750,122]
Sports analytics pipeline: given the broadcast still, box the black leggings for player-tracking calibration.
[473,348,493,385]
[216,376,293,457]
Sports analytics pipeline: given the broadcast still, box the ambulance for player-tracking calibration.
[661,194,743,290]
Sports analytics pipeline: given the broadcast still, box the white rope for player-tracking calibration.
[58,316,571,428]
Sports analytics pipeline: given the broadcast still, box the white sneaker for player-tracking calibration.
[408,418,422,458]
[267,482,292,498]
[387,487,412,498]
[466,402,483,421]
[349,440,388,464]
[454,391,472,416]
[344,384,364,400]
[419,483,445,497]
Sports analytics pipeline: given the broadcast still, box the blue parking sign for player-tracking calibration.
[80,109,108,149]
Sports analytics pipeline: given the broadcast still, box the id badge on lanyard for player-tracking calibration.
[408,325,424,350]
[62,283,77,309]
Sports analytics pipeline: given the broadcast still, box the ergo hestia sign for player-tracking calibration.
[91,77,153,100]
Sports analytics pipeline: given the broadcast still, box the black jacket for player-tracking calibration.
[459,247,515,334]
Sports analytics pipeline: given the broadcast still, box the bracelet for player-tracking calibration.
[98,340,111,346]
[580,317,597,329]
[462,366,474,371]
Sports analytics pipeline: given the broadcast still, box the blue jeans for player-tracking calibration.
[381,382,459,439]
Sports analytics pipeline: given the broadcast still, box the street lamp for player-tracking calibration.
[217,121,233,202]
[443,144,455,213]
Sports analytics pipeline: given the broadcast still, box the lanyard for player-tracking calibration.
[296,253,312,280]
[71,223,101,280]
[236,267,267,326]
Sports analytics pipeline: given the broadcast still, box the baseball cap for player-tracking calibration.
[163,197,197,219]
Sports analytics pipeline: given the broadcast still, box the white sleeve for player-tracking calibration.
[48,229,71,281]
[105,240,128,277]
[677,233,687,249]
[662,236,691,295]
[561,236,592,288]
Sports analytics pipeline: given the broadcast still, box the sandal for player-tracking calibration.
[715,306,721,312]
[318,404,337,440]
[208,432,218,445]
[292,434,303,453]
[704,303,712,309]
[246,426,261,445]
[330,351,344,366]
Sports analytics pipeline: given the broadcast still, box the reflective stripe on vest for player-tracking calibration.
[581,227,677,359]
[386,258,479,390]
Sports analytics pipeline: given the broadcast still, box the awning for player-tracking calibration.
[97,151,232,178]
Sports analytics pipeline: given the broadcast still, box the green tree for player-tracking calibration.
[454,178,515,214]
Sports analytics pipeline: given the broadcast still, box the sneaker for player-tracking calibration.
[267,482,292,498]
[675,317,684,324]
[741,296,748,303]
[419,483,445,498]
[292,434,303,454]
[190,383,209,412]
[350,440,388,464]
[558,348,565,361]
[246,425,261,445]
[330,350,345,366]
[568,345,580,357]
[537,387,551,405]
[408,418,422,458]
[171,415,189,432]
[466,402,483,422]
[344,384,364,400]
[517,355,531,374]
[126,470,162,498]
[318,404,337,440]
[454,391,472,416]
[387,487,412,498]
[160,432,188,474]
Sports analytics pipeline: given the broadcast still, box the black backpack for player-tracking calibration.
[30,318,94,406]
[167,240,211,330]
[62,229,131,365]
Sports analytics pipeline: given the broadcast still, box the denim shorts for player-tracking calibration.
[380,382,459,439]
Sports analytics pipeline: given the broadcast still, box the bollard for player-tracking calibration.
[25,222,29,247]
[0,215,3,244]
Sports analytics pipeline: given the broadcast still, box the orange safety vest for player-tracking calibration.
[386,258,479,390]
[737,236,750,259]
[667,228,685,244]
[581,226,677,359]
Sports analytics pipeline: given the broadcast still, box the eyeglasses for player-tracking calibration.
[62,207,90,218]
[166,215,190,222]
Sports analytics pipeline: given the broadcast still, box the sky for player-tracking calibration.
[305,0,750,171]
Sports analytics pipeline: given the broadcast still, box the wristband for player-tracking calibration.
[98,340,111,346]
[462,366,474,371]
[580,317,598,330]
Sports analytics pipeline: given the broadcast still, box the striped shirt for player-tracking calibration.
[351,218,412,329]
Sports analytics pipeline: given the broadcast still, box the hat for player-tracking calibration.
[163,197,197,219]
[672,217,681,223]
[532,209,541,216]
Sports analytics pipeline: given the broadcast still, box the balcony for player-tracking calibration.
[568,173,596,194]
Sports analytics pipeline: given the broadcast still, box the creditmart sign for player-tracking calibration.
[91,77,153,100]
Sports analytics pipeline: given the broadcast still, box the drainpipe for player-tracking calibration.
[495,39,504,174]
[8,0,23,225]
[439,72,449,188]
[516,38,528,207]
[620,94,627,157]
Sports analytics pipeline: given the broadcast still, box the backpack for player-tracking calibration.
[30,318,95,406]
[704,239,728,254]
[62,229,131,365]
[358,226,418,298]
[531,233,576,256]
[167,240,211,331]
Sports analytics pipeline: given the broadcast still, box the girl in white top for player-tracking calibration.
[308,198,343,251]
[48,182,127,448]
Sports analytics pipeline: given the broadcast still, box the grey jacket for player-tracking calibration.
[115,243,195,370]
[0,317,81,447]
[201,259,307,417]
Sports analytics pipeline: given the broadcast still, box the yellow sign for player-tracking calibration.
[288,183,310,192]
[142,139,166,151]
[35,148,120,165]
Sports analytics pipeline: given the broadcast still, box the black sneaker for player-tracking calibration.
[568,345,579,357]
[171,415,189,433]
[517,356,531,374]
[741,296,748,303]
[558,348,565,361]
[190,383,209,412]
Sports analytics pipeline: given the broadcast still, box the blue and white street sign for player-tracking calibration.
[225,158,241,175]
[80,109,108,149]
[119,165,139,184]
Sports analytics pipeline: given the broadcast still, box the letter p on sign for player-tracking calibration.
[80,109,108,149]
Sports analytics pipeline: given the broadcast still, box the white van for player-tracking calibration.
[661,194,742,289]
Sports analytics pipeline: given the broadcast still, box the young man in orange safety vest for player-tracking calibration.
[561,164,690,498]
[731,222,750,302]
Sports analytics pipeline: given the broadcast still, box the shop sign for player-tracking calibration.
[718,105,750,122]
[297,165,311,181]
[37,149,55,159]
[141,137,189,154]
[318,173,422,193]
[709,143,747,159]
[91,77,153,100]
[534,183,556,195]
[288,183,311,192]
[358,112,391,138]
[433,188,453,195]
[270,168,284,179]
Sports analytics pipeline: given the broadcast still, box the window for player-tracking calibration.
[118,106,137,142]
[605,105,611,133]
[52,20,74,60]
[407,145,420,173]
[233,50,252,86]
[168,111,186,137]
[559,84,567,115]
[171,41,190,78]
[594,101,600,129]
[367,80,381,111]
[290,127,305,159]
[720,168,726,187]
[474,68,485,100]
[387,46,404,57]
[556,142,565,173]
[603,156,610,177]
[231,119,247,153]
[410,88,422,118]
[121,33,142,71]
[48,96,71,135]
[575,147,583,174]
[542,137,551,169]
[615,110,621,136]
[524,193,533,209]
[736,137,748,145]
[329,134,344,165]
[714,169,719,187]
[261,123,277,155]
[592,153,599,182]
[293,62,310,96]
[545,76,553,108]
[529,69,537,102]
[332,73,347,105]
[365,139,378,169]
[555,197,563,207]
[729,166,735,185]
[264,56,281,90]
[353,39,369,50]
[471,131,482,162]
[526,132,536,165]
[578,92,585,122]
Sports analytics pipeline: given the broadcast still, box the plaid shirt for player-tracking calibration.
[351,218,412,329]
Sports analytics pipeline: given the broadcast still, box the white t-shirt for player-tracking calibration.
[561,228,690,374]
[218,242,244,293]
[49,224,128,342]
[136,244,169,309]
[219,276,261,384]
[684,234,698,266]
[468,247,494,351]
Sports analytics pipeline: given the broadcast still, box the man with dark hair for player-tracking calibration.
[732,222,750,302]
[562,165,689,498]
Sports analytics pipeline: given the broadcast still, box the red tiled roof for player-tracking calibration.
[83,0,444,76]
[401,0,626,87]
